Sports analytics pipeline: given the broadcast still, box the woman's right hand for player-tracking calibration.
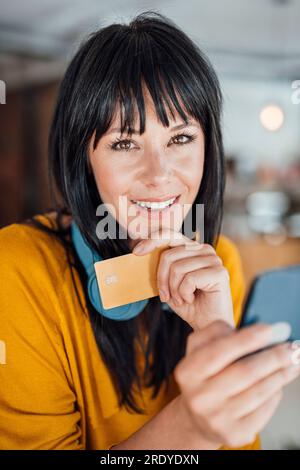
[174,320,300,449]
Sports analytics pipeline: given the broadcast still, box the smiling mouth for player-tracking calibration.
[130,195,181,212]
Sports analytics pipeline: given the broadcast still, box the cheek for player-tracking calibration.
[190,163,204,195]
[92,162,130,204]
[177,148,204,195]
[92,163,131,229]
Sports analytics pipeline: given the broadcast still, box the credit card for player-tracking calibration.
[94,246,168,309]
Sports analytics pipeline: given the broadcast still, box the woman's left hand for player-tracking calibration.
[132,228,235,332]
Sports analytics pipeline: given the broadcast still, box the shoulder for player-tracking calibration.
[215,233,242,268]
[215,233,245,284]
[0,212,70,278]
[0,212,72,331]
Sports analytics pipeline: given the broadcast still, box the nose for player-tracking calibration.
[141,150,172,187]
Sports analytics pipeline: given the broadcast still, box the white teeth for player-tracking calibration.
[132,197,177,210]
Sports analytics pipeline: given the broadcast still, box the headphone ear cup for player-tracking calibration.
[88,270,149,319]
[71,221,150,320]
[87,273,103,312]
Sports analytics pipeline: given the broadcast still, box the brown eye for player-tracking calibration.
[111,139,134,152]
[170,133,196,146]
[173,135,188,144]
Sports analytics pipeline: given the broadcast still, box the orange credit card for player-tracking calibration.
[94,246,169,309]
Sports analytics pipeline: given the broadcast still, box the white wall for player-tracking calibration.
[221,77,300,166]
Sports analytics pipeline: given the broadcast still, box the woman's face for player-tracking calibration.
[88,88,205,249]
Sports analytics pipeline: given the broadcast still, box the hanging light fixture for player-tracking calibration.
[259,103,285,131]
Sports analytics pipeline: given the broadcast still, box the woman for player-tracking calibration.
[0,11,299,450]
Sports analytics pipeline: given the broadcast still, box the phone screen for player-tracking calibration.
[239,264,300,342]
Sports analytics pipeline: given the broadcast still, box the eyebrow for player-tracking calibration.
[106,119,199,135]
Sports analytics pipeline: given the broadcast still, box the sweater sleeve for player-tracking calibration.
[0,223,84,450]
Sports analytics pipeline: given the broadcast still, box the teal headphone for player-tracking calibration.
[70,221,171,320]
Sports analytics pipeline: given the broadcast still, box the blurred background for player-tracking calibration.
[0,0,300,449]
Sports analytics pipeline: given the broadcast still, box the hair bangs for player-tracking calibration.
[92,26,208,151]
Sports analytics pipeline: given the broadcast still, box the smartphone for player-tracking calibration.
[238,264,300,343]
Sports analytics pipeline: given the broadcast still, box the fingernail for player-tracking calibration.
[270,322,292,346]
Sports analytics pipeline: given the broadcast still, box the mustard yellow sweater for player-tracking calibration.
[0,213,260,450]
